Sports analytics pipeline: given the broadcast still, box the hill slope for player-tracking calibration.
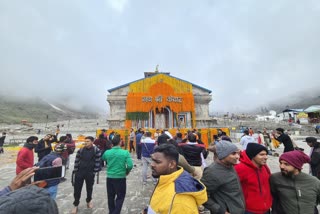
[257,89,320,114]
[0,96,99,124]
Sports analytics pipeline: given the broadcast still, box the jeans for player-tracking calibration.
[73,172,95,206]
[66,156,70,169]
[46,185,58,200]
[107,178,126,214]
[142,157,156,183]
[129,141,135,153]
[136,143,142,159]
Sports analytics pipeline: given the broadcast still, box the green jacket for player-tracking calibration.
[102,146,133,178]
[270,172,320,214]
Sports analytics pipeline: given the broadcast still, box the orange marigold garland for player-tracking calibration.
[125,74,196,128]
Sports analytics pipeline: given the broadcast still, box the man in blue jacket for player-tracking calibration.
[141,131,157,185]
[35,143,67,199]
[135,129,144,160]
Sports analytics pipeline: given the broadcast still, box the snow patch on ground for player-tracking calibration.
[48,103,66,113]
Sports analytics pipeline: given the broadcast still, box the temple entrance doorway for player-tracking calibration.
[153,107,171,129]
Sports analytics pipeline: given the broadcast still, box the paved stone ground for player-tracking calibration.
[0,137,315,214]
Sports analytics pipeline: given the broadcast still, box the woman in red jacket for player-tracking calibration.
[235,143,272,214]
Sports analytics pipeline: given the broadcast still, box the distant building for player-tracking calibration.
[278,109,304,122]
[107,71,215,129]
[304,105,320,124]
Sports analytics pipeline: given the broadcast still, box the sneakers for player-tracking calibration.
[71,206,78,214]
[87,201,93,209]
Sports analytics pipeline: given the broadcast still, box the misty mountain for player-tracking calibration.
[0,95,100,124]
[259,88,320,114]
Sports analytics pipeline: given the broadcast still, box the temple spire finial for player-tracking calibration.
[155,65,159,73]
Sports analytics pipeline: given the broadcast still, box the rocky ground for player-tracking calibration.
[0,118,319,213]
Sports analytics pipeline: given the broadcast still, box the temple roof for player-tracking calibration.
[107,73,212,93]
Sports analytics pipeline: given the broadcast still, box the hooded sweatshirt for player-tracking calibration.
[235,151,272,213]
[149,167,207,213]
[240,135,256,150]
[16,143,35,174]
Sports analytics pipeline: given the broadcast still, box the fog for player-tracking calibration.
[1,0,319,114]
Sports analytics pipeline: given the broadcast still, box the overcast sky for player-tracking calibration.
[1,0,320,114]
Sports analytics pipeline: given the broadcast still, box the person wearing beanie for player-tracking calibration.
[273,128,294,153]
[305,137,320,179]
[235,143,272,213]
[16,136,38,175]
[0,185,58,214]
[35,142,67,199]
[201,141,245,214]
[270,150,320,214]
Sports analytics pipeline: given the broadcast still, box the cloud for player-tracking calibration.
[0,0,319,114]
[106,0,128,13]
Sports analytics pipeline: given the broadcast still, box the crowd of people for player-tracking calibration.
[0,127,320,214]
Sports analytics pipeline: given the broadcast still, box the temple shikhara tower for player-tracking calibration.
[107,70,215,129]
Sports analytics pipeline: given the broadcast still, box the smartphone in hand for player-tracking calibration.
[34,166,65,181]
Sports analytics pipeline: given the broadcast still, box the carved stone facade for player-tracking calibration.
[107,72,216,129]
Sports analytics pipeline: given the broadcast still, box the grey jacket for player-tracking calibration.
[201,162,245,214]
[270,172,320,214]
[0,185,58,214]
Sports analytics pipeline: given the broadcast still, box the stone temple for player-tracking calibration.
[107,70,215,129]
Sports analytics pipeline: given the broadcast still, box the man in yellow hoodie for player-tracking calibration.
[147,144,207,213]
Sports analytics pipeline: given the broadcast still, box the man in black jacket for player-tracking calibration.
[305,137,320,179]
[71,136,101,214]
[0,132,6,154]
[274,128,294,153]
[35,134,52,161]
[178,133,207,179]
[156,130,170,145]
